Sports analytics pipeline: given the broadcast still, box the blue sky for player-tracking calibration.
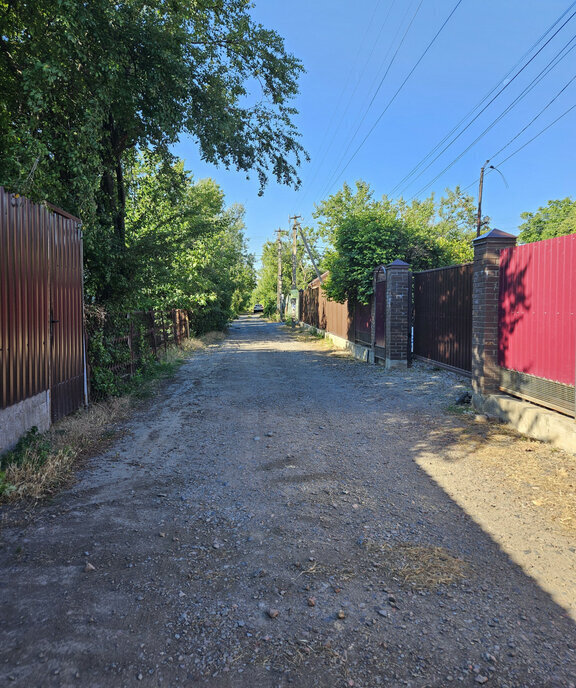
[174,0,576,262]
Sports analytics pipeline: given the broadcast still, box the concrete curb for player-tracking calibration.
[473,392,576,454]
[299,323,373,364]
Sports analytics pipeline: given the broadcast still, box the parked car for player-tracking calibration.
[253,303,264,313]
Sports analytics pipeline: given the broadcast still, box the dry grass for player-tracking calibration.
[1,445,75,501]
[364,540,469,589]
[384,542,469,589]
[444,414,576,532]
[0,396,132,503]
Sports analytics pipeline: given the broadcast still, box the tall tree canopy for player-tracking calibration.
[0,0,306,301]
[518,198,576,243]
[314,181,478,303]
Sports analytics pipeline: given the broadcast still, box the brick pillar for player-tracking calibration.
[472,229,517,402]
[385,259,411,369]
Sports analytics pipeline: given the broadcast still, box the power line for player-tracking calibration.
[305,0,388,184]
[496,102,576,167]
[317,0,425,200]
[314,0,464,204]
[402,12,576,198]
[388,0,576,196]
[409,32,576,199]
[490,73,576,162]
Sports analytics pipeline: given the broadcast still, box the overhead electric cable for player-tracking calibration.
[317,0,426,200]
[496,103,576,167]
[409,32,576,199]
[388,0,576,196]
[489,74,576,162]
[308,0,388,179]
[316,0,464,204]
[300,0,398,209]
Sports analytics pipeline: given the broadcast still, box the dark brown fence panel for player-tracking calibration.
[49,208,85,421]
[1,190,51,409]
[352,299,372,346]
[413,263,473,374]
[374,273,387,360]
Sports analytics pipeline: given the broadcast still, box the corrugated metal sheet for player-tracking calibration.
[353,300,372,346]
[0,188,84,421]
[499,234,575,415]
[299,282,351,340]
[374,275,387,360]
[499,235,576,386]
[49,210,85,421]
[413,263,473,374]
[1,191,50,409]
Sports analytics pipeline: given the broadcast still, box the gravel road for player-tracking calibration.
[1,315,575,687]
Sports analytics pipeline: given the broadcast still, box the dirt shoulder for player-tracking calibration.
[1,316,575,687]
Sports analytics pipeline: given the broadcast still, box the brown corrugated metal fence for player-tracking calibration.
[0,188,85,421]
[299,277,351,340]
[413,263,473,374]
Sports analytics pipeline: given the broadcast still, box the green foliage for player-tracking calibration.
[1,0,305,303]
[1,427,50,470]
[518,198,576,243]
[314,181,477,303]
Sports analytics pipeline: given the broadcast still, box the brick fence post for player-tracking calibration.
[472,229,517,404]
[385,259,411,369]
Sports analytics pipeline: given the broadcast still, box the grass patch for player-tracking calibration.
[0,427,75,501]
[446,403,473,416]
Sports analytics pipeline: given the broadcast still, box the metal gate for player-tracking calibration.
[374,267,387,362]
[0,189,85,423]
[413,263,473,374]
[49,207,85,421]
[353,300,372,346]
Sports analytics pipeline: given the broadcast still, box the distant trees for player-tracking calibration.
[121,153,255,329]
[314,181,478,303]
[518,198,576,243]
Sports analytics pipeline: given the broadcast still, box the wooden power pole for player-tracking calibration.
[275,228,287,315]
[476,160,490,237]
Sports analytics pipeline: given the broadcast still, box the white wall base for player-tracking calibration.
[0,392,51,454]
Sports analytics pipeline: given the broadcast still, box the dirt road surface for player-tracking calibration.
[1,316,575,687]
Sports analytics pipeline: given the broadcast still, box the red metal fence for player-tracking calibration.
[499,235,576,415]
[413,263,473,374]
[0,189,85,421]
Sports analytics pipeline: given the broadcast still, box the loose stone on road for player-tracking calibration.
[1,316,575,687]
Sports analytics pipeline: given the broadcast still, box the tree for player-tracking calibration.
[518,198,576,243]
[0,0,307,302]
[314,181,477,303]
[123,152,255,327]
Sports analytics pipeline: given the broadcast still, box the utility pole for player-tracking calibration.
[289,215,301,290]
[274,228,287,316]
[476,159,490,237]
[289,215,301,327]
[298,225,323,285]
